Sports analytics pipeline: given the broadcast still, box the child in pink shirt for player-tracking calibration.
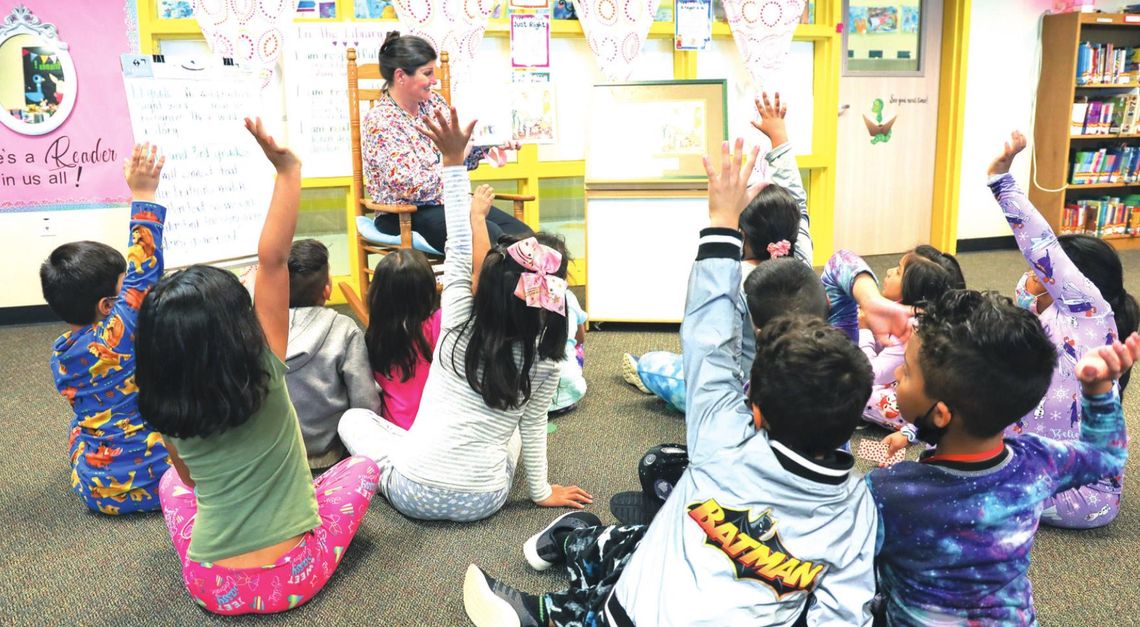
[366,249,441,429]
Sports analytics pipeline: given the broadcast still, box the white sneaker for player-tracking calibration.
[622,353,653,394]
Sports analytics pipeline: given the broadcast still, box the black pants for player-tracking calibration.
[374,204,532,254]
[545,523,647,627]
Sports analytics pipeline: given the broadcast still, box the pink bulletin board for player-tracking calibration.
[0,2,134,209]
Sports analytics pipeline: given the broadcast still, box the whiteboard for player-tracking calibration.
[121,54,275,268]
[586,196,708,322]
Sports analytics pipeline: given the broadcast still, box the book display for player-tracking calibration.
[1032,11,1140,247]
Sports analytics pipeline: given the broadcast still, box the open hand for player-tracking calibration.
[1077,333,1140,395]
[245,117,300,174]
[124,143,165,201]
[471,184,495,218]
[703,138,761,229]
[863,295,913,346]
[535,484,593,509]
[421,106,476,167]
[987,130,1027,177]
[750,92,789,148]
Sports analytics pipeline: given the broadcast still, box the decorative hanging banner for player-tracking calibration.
[675,0,712,51]
[391,0,495,109]
[511,12,550,68]
[571,0,656,81]
[722,0,805,93]
[192,0,292,85]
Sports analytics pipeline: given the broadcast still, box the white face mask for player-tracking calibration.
[1014,272,1040,315]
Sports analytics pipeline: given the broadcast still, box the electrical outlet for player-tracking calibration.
[40,216,57,237]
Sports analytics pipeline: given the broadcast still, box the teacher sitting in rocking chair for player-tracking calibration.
[363,32,531,254]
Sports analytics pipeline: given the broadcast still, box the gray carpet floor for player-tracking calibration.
[3,248,1140,624]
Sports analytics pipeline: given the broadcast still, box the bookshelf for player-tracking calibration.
[1032,11,1140,250]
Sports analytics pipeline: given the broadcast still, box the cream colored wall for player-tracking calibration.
[956,0,1055,240]
[0,208,128,308]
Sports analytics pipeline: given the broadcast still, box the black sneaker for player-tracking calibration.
[463,564,545,627]
[523,511,602,571]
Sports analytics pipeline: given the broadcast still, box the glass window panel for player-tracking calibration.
[844,0,922,75]
[537,177,585,261]
[297,187,350,277]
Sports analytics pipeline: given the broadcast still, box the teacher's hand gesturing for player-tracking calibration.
[420,106,475,168]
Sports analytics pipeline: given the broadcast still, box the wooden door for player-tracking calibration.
[835,0,944,255]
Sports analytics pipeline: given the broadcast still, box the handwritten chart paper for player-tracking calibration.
[511,13,550,68]
[121,55,274,268]
[284,22,395,178]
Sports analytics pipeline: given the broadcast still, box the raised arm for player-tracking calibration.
[684,139,762,465]
[246,117,302,362]
[422,106,478,330]
[988,131,1112,323]
[120,144,167,297]
[752,92,812,265]
[470,184,495,292]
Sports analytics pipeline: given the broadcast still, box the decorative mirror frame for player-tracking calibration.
[0,4,78,136]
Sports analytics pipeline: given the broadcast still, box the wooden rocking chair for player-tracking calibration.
[340,48,533,325]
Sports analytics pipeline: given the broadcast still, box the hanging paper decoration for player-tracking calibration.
[722,0,805,93]
[193,0,292,86]
[571,0,656,81]
[390,0,496,108]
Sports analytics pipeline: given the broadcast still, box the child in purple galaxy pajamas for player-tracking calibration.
[869,289,1132,626]
[989,131,1139,529]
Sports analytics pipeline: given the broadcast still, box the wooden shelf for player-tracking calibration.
[1071,133,1140,139]
[1067,182,1140,189]
[1106,237,1140,250]
[1076,83,1140,88]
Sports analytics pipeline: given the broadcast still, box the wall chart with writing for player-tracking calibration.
[120,54,274,268]
[284,22,396,178]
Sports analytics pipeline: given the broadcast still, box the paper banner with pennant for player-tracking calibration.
[391,0,496,109]
[722,0,805,94]
[193,0,292,86]
[571,0,656,81]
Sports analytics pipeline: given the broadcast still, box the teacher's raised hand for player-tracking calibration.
[421,106,476,167]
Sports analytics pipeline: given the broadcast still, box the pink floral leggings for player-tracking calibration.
[158,456,380,615]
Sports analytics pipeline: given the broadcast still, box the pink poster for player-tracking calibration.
[0,2,134,209]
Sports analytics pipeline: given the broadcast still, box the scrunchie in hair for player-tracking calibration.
[767,240,792,259]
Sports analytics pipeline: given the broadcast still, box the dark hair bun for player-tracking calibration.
[380,31,401,54]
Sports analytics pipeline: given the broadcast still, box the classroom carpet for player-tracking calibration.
[3,248,1140,625]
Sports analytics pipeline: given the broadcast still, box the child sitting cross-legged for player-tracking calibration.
[463,140,879,626]
[136,119,380,615]
[868,289,1132,625]
[285,238,382,468]
[534,231,588,416]
[40,143,171,515]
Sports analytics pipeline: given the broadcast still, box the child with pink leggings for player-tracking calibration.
[135,122,379,615]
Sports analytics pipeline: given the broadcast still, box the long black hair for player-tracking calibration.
[378,31,437,87]
[449,235,568,410]
[136,265,269,439]
[1059,234,1140,391]
[366,249,439,382]
[898,248,960,309]
[739,184,800,261]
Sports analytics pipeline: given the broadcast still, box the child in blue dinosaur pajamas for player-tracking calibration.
[40,144,171,515]
[986,131,1139,529]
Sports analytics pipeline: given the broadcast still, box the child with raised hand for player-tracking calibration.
[136,118,380,615]
[366,247,440,430]
[986,131,1139,529]
[285,238,382,467]
[463,139,879,627]
[339,106,590,522]
[623,92,813,410]
[40,144,171,515]
[868,290,1131,625]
